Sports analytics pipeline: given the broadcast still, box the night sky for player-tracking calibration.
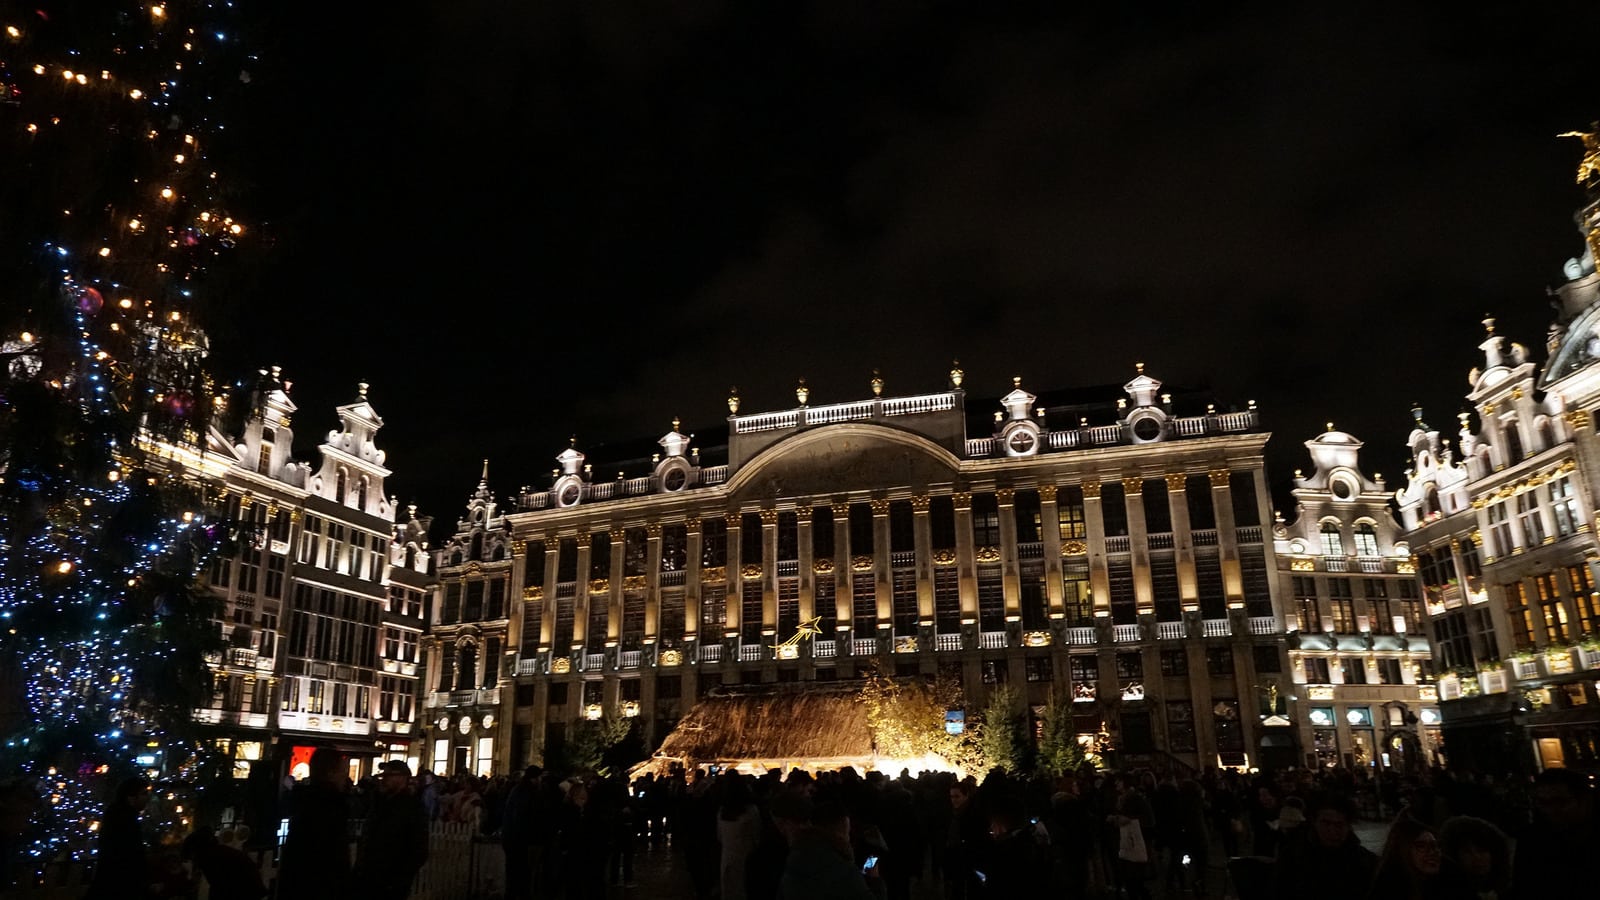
[210,3,1600,532]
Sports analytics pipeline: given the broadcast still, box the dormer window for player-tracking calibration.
[358,475,370,511]
[1319,521,1344,557]
[257,428,274,475]
[1501,418,1524,464]
[336,467,348,503]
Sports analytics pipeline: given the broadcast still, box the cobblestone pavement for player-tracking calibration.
[608,817,1392,900]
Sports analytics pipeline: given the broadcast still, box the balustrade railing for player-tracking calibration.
[515,658,539,676]
[1202,619,1231,637]
[699,643,722,663]
[1016,542,1043,559]
[1192,529,1218,546]
[583,653,605,671]
[891,551,916,568]
[733,410,800,433]
[1089,425,1124,445]
[777,559,800,577]
[1113,623,1141,643]
[1324,557,1349,573]
[739,644,763,662]
[659,569,686,587]
[1105,536,1131,553]
[620,650,642,668]
[852,638,879,656]
[1068,627,1095,645]
[1356,557,1386,573]
[1147,533,1174,550]
[807,400,875,425]
[1236,526,1262,544]
[701,466,729,485]
[965,438,995,457]
[979,631,1007,650]
[1248,616,1278,635]
[813,640,836,659]
[1047,430,1081,449]
[1157,621,1185,640]
[881,393,956,416]
[936,633,962,652]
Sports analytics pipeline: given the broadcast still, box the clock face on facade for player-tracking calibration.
[1132,416,1162,442]
[663,468,687,492]
[559,483,581,507]
[1008,430,1036,454]
[436,716,450,732]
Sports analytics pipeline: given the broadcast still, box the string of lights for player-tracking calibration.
[1,1,259,873]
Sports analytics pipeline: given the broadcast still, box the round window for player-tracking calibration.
[1007,430,1036,454]
[663,468,687,492]
[1132,417,1162,442]
[1331,477,1355,500]
[559,483,581,507]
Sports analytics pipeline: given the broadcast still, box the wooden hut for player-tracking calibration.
[639,681,883,776]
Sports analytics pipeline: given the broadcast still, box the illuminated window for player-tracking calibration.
[1552,477,1581,537]
[1320,522,1344,557]
[1354,523,1379,557]
[1505,582,1535,650]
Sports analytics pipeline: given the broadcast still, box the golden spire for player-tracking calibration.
[796,377,809,406]
[949,359,964,389]
[727,387,740,415]
[870,369,884,397]
[1558,124,1600,187]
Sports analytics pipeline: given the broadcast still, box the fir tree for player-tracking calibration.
[0,0,257,875]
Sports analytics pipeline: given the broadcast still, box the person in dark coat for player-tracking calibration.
[1510,768,1596,898]
[275,748,351,900]
[84,777,153,900]
[1274,794,1378,900]
[352,760,430,900]
[181,828,266,900]
[501,766,542,900]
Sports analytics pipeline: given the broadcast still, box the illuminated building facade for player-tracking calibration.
[1395,157,1600,773]
[149,367,430,782]
[1274,430,1438,771]
[470,366,1296,773]
[421,464,516,776]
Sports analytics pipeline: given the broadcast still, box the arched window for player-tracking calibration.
[470,533,484,562]
[1320,521,1344,557]
[357,475,369,511]
[336,468,348,503]
[455,642,477,691]
[1422,485,1440,518]
[1501,420,1524,464]
[257,428,275,475]
[1354,522,1379,557]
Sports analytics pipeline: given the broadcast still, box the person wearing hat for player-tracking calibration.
[352,760,430,900]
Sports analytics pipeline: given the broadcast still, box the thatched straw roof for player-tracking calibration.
[649,681,873,770]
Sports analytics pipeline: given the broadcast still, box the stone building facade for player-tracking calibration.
[439,366,1298,774]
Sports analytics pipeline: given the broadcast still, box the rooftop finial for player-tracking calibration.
[569,434,577,448]
[871,369,884,397]
[672,416,681,432]
[1483,316,1496,335]
[728,386,740,415]
[1135,362,1144,375]
[1557,124,1600,186]
[481,458,489,482]
[1326,421,1335,433]
[1013,376,1022,388]
[796,377,809,406]
[357,382,369,399]
[949,359,964,389]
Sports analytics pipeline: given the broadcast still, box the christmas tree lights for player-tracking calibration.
[1,1,259,876]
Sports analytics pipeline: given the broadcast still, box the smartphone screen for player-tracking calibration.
[862,856,879,873]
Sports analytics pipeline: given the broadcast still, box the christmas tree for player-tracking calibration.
[0,0,257,876]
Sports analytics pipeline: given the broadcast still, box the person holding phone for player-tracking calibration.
[779,801,878,900]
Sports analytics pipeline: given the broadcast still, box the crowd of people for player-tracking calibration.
[72,752,1599,900]
[489,761,1594,900]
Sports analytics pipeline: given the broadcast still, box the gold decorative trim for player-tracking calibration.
[1081,480,1102,499]
[851,555,875,572]
[910,494,931,512]
[932,548,958,566]
[1023,630,1053,647]
[1565,410,1591,429]
[659,649,682,667]
[589,578,609,593]
[995,488,1015,505]
[724,512,741,528]
[951,492,972,510]
[1290,559,1315,572]
[1209,470,1230,487]
[869,499,892,516]
[1396,561,1417,575]
[1165,473,1187,491]
[1061,540,1087,557]
[551,657,571,674]
[701,566,727,583]
[1511,386,1524,400]
[1123,477,1143,495]
[522,586,544,601]
[758,508,780,526]
[645,522,663,539]
[813,558,835,575]
[1038,484,1058,503]
[1469,529,1482,546]
[684,516,701,534]
[975,546,1002,564]
[741,564,763,580]
[893,636,919,654]
[1482,401,1496,415]
[831,501,851,517]
[623,575,648,592]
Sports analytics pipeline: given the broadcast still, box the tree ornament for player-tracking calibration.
[76,286,104,316]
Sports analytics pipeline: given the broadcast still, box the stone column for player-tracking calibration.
[953,492,977,640]
[1083,480,1110,615]
[725,512,743,643]
[644,523,663,641]
[608,530,625,645]
[833,502,852,647]
[761,508,780,640]
[872,499,893,654]
[1167,474,1197,606]
[1040,485,1064,618]
[572,536,592,652]
[539,533,560,650]
[1125,477,1153,614]
[798,507,816,624]
[996,488,1021,619]
[1211,470,1243,607]
[685,517,703,640]
[912,495,935,625]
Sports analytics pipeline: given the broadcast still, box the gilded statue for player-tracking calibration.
[1559,124,1600,186]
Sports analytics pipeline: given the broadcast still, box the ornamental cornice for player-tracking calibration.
[932,548,958,566]
[1060,540,1087,557]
